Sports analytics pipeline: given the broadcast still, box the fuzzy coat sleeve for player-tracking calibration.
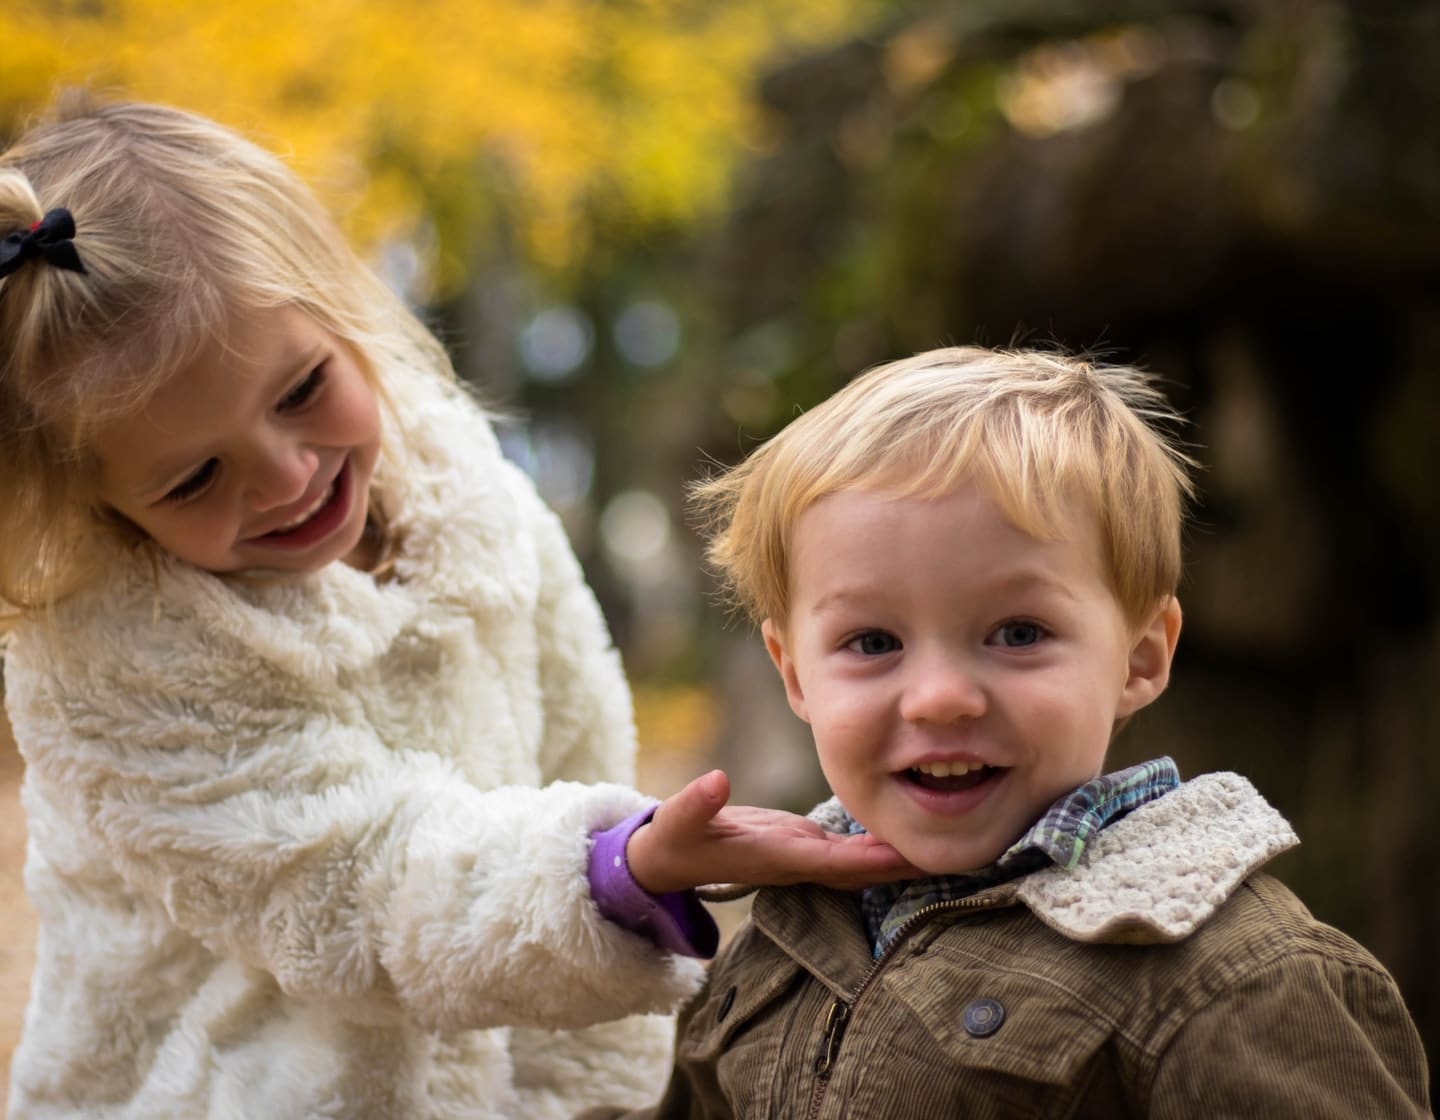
[9,601,697,1038]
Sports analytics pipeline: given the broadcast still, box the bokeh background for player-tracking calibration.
[2,0,1437,1105]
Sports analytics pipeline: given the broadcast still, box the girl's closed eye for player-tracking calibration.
[988,620,1047,648]
[277,365,326,412]
[846,630,902,656]
[163,458,218,504]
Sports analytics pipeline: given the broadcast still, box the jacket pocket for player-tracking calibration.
[885,959,1118,1111]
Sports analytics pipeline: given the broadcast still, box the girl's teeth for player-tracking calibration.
[278,483,333,530]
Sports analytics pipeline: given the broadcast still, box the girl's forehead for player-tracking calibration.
[58,304,240,441]
[91,308,326,460]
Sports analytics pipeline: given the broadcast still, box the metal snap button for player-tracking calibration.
[963,997,1005,1038]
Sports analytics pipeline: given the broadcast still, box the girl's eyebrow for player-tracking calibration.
[144,464,192,497]
[127,345,328,499]
[91,440,202,503]
[132,450,212,503]
[277,344,325,384]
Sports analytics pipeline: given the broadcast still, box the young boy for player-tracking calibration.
[591,347,1430,1118]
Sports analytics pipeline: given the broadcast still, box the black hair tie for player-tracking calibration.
[0,207,88,279]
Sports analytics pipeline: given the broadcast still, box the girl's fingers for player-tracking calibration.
[653,770,731,841]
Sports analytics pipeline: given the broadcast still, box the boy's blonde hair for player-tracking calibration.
[0,94,451,612]
[693,346,1196,628]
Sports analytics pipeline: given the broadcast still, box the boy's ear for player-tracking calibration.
[1117,596,1183,718]
[761,618,811,723]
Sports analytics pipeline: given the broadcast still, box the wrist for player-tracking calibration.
[624,819,666,894]
[587,806,718,959]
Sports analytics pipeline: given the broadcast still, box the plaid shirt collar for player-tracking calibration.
[854,757,1181,957]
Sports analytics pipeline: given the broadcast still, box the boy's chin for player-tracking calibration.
[894,840,1008,877]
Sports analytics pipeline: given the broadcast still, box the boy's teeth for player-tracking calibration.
[914,760,982,778]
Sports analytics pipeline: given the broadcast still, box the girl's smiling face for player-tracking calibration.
[762,482,1180,874]
[92,305,382,575]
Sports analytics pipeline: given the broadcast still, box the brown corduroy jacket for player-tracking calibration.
[584,773,1431,1119]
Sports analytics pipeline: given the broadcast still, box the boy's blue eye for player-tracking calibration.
[848,631,901,656]
[164,458,218,504]
[992,621,1044,648]
[278,366,325,411]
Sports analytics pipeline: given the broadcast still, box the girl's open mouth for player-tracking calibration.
[254,460,351,549]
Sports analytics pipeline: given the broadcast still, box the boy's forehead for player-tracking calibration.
[782,483,1124,618]
[782,478,1121,606]
[801,474,1084,540]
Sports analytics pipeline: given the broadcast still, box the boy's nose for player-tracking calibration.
[243,440,320,512]
[899,655,987,724]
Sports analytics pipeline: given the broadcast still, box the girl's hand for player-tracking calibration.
[624,769,920,894]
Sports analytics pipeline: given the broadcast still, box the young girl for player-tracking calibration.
[0,96,907,1120]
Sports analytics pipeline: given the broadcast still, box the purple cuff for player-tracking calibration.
[588,806,719,959]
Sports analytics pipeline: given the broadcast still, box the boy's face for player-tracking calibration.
[763,482,1180,875]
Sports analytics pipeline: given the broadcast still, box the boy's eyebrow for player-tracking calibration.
[809,586,875,615]
[809,568,1080,614]
[984,568,1082,601]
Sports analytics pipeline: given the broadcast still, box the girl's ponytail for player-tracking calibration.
[0,170,44,236]
[0,159,107,619]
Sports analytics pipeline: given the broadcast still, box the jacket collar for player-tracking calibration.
[751,772,1298,976]
[1013,771,1297,943]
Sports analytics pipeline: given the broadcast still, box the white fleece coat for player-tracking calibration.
[3,369,704,1119]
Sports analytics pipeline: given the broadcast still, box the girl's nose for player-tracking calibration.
[243,439,319,511]
[899,654,987,725]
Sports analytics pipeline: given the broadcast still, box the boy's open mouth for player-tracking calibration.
[904,762,1000,793]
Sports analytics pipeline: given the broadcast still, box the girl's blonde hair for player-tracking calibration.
[0,93,453,613]
[692,346,1197,628]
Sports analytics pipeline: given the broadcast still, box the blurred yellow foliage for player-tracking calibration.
[0,0,873,287]
[631,681,720,764]
[631,678,734,803]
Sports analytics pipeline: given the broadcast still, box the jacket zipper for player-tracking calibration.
[802,893,1005,1118]
[805,998,849,1120]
